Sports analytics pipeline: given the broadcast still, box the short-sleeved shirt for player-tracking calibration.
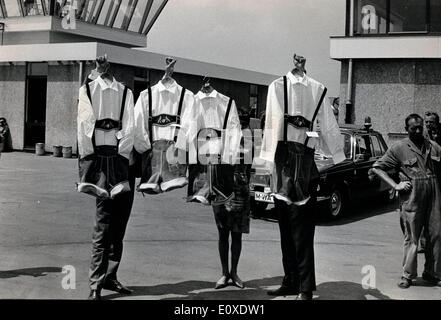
[373,137,441,180]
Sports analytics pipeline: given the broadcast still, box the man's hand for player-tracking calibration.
[395,181,412,192]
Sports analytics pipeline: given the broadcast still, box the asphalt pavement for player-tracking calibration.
[0,152,440,300]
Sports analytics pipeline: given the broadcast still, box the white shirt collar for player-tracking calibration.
[157,79,178,94]
[96,76,119,91]
[197,89,218,99]
[286,71,308,86]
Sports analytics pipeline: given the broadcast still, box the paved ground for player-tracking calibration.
[0,151,440,300]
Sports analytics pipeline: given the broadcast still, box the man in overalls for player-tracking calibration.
[372,113,441,289]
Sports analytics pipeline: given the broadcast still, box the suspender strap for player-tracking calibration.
[119,85,128,130]
[115,85,128,149]
[85,83,96,150]
[283,76,288,141]
[148,86,152,140]
[223,98,233,130]
[176,87,186,125]
[310,87,327,131]
[304,86,328,146]
[85,82,92,104]
[219,98,233,163]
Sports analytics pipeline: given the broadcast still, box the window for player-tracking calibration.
[249,84,258,118]
[23,0,45,16]
[389,0,427,32]
[112,0,129,29]
[430,0,441,32]
[355,135,372,159]
[343,134,352,159]
[353,0,435,35]
[370,135,384,157]
[128,0,150,33]
[4,0,22,17]
[355,0,387,34]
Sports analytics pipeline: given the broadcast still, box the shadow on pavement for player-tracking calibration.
[315,281,392,300]
[103,276,284,300]
[0,267,62,279]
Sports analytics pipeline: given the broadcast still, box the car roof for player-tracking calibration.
[339,125,382,135]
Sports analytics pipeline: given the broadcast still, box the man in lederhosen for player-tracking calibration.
[77,56,135,300]
[261,54,345,300]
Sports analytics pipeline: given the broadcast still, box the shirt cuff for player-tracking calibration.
[259,151,275,163]
[332,151,346,165]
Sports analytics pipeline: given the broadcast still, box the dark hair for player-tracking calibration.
[405,113,423,129]
[425,111,440,123]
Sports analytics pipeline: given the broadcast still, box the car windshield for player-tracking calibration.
[315,133,352,160]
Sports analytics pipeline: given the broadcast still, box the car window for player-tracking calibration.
[370,135,384,157]
[342,134,351,159]
[355,135,372,159]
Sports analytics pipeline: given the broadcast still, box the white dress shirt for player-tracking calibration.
[134,79,195,153]
[77,76,135,160]
[190,90,242,164]
[260,72,345,165]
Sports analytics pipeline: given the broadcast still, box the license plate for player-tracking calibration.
[254,192,274,203]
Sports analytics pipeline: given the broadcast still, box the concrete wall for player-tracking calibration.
[0,65,26,150]
[338,59,441,145]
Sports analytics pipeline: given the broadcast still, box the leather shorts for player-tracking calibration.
[137,140,188,194]
[77,146,130,199]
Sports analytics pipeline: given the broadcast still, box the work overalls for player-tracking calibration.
[187,98,235,206]
[137,86,188,194]
[393,141,441,280]
[273,75,327,293]
[77,84,130,199]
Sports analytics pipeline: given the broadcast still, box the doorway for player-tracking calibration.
[24,76,47,149]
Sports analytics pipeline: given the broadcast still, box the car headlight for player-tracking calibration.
[264,187,271,193]
[250,184,255,191]
[317,184,321,192]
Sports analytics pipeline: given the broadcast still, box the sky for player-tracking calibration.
[146,0,347,97]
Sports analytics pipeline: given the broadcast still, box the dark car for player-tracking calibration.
[249,122,395,219]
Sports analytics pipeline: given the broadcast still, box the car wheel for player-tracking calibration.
[328,187,344,219]
[250,198,268,217]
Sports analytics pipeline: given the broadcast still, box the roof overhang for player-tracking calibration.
[330,36,441,60]
[0,42,276,85]
[0,16,146,47]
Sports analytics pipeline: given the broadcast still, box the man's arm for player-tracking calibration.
[371,168,412,192]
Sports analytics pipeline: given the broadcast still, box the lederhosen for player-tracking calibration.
[273,76,327,293]
[273,76,327,205]
[137,86,188,194]
[77,83,130,200]
[187,98,235,206]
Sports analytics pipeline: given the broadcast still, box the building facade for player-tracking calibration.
[0,0,273,153]
[331,0,441,144]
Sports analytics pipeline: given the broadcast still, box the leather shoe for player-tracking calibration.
[215,275,230,289]
[88,289,101,300]
[267,285,298,296]
[296,292,313,300]
[231,274,245,289]
[397,277,412,289]
[422,272,441,287]
[103,279,133,294]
